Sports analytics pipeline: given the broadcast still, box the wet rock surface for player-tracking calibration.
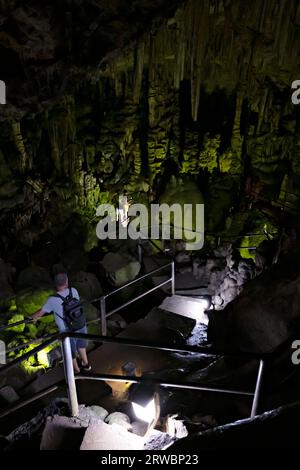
[171,400,300,450]
[208,250,300,353]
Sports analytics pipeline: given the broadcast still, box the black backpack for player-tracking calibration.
[54,288,86,331]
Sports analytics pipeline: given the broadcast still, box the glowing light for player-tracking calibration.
[180,297,211,324]
[37,349,50,368]
[117,195,130,227]
[198,298,211,310]
[132,399,156,423]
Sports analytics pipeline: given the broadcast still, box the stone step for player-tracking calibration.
[80,419,144,450]
[159,295,209,324]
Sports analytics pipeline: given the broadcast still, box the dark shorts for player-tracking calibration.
[70,326,88,358]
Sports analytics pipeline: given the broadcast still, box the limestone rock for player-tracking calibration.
[131,420,148,436]
[16,266,52,290]
[166,415,188,439]
[80,420,144,450]
[101,253,141,287]
[208,251,300,353]
[107,314,127,336]
[105,412,132,431]
[0,386,20,404]
[40,415,87,450]
[193,244,256,309]
[70,271,102,301]
[78,405,109,424]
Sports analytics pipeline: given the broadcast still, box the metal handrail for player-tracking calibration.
[0,331,266,421]
[0,295,103,333]
[103,262,174,299]
[99,261,175,335]
[0,263,174,360]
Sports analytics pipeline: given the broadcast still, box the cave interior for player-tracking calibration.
[1,0,300,451]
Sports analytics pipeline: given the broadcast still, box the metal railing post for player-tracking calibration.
[171,261,175,295]
[61,337,79,417]
[250,359,265,418]
[100,296,107,336]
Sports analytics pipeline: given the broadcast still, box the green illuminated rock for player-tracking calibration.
[101,253,141,287]
[7,314,25,333]
[16,290,54,324]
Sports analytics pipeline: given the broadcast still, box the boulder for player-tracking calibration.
[105,412,132,431]
[166,415,188,438]
[80,420,144,450]
[7,314,25,332]
[16,266,52,290]
[193,248,256,309]
[208,251,300,353]
[101,253,141,287]
[0,385,19,404]
[16,289,56,337]
[131,420,148,436]
[78,405,109,423]
[40,415,87,450]
[144,429,175,450]
[84,302,100,324]
[107,314,127,336]
[70,271,102,301]
[16,289,54,320]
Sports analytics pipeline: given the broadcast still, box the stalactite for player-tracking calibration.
[47,95,76,177]
[174,25,185,90]
[190,0,209,121]
[63,96,77,177]
[274,0,286,56]
[190,0,201,122]
[133,41,145,104]
[257,88,269,135]
[230,88,244,174]
[11,122,29,173]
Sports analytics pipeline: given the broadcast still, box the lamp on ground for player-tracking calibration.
[132,396,157,424]
[130,384,160,437]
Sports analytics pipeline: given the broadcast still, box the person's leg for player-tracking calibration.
[77,326,90,368]
[70,337,80,373]
[78,348,88,366]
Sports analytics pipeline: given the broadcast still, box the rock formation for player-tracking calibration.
[0,0,299,260]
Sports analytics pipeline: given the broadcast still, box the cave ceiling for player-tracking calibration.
[0,0,300,260]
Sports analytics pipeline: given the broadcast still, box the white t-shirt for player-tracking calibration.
[42,287,80,332]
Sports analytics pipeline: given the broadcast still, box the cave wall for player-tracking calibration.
[1,0,300,260]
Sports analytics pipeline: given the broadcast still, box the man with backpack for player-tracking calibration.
[32,272,91,373]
